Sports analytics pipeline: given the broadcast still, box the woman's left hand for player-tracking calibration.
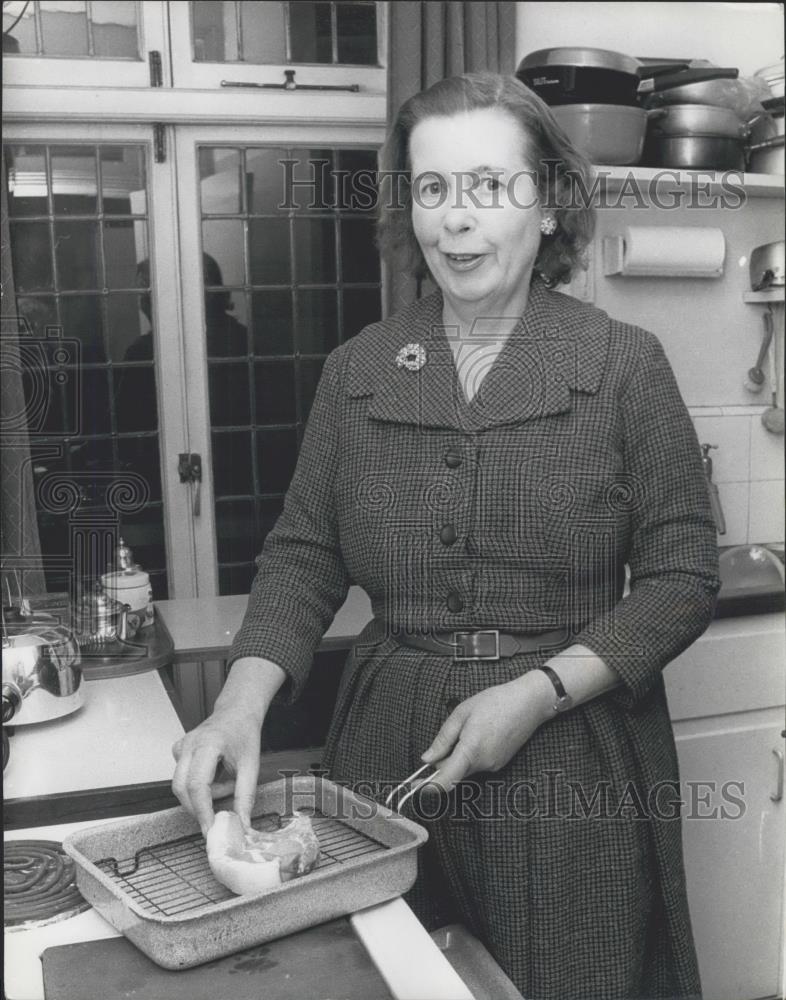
[420,670,556,794]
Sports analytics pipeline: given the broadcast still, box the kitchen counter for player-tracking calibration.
[2,623,493,1000]
[4,672,184,800]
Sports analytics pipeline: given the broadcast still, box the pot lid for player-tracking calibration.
[518,47,640,76]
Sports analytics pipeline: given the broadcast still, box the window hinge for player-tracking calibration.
[178,453,202,517]
[154,124,166,163]
[149,50,163,87]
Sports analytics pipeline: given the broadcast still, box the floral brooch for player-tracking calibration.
[396,343,427,372]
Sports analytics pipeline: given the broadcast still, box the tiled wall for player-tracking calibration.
[691,407,785,547]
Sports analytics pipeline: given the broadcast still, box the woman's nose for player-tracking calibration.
[442,205,476,234]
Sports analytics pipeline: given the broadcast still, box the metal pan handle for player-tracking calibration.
[638,66,740,94]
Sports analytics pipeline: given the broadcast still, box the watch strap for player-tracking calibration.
[538,664,574,712]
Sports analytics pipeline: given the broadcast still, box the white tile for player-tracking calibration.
[721,405,768,416]
[688,407,723,418]
[692,415,751,483]
[750,418,785,481]
[715,481,749,546]
[748,480,785,544]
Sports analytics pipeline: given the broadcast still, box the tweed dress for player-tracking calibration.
[229,277,720,999]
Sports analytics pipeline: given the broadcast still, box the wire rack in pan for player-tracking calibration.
[93,810,388,918]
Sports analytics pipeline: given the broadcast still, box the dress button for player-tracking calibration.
[444,450,462,469]
[446,591,464,613]
[439,524,457,545]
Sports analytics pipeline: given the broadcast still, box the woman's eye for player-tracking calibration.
[481,176,501,192]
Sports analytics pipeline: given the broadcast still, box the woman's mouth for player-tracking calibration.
[443,252,487,272]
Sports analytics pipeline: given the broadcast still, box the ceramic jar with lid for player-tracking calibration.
[101,538,155,629]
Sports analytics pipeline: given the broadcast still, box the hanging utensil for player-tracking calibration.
[744,311,775,393]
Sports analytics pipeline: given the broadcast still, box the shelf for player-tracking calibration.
[590,166,784,199]
[743,289,785,303]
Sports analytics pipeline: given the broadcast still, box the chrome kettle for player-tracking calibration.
[2,611,84,726]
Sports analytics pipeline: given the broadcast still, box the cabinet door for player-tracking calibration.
[675,712,785,1000]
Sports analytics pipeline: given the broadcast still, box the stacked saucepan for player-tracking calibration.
[516,47,781,172]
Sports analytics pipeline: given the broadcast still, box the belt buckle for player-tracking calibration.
[453,629,500,661]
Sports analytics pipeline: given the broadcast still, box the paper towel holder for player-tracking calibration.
[603,229,725,279]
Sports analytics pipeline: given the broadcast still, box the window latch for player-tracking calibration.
[178,453,202,517]
[221,70,359,92]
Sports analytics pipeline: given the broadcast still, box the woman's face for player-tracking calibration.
[409,107,544,315]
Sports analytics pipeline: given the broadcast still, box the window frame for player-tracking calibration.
[1,1,170,88]
[4,119,198,599]
[169,0,387,91]
[173,120,385,594]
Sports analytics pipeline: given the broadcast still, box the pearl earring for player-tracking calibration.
[540,216,557,236]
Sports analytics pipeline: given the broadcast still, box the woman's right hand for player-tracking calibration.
[171,656,287,836]
[172,706,263,836]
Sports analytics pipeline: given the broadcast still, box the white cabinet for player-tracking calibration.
[665,616,786,1000]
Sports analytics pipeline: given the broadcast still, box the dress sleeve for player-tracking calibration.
[573,330,720,708]
[226,349,350,704]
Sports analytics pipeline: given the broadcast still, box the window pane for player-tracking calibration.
[104,220,146,289]
[54,221,99,290]
[298,289,337,353]
[253,361,295,423]
[337,148,377,213]
[300,358,325,420]
[256,428,297,492]
[192,0,238,61]
[90,1,138,58]
[206,296,249,358]
[212,430,253,495]
[51,146,97,215]
[293,218,335,283]
[3,2,37,53]
[199,148,242,215]
[40,1,89,56]
[117,436,162,501]
[336,3,377,65]
[342,287,381,339]
[215,498,256,561]
[11,222,54,291]
[101,146,147,216]
[219,563,255,596]
[115,364,157,433]
[209,362,251,426]
[107,292,149,364]
[60,295,105,364]
[287,151,335,213]
[239,1,286,62]
[17,296,58,339]
[289,1,332,63]
[202,220,246,286]
[5,146,49,217]
[76,368,112,437]
[120,508,167,583]
[251,291,293,356]
[246,147,288,215]
[339,218,379,282]
[249,218,291,285]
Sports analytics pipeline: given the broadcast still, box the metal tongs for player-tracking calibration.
[385,762,443,813]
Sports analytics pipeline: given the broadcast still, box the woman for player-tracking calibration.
[173,73,719,999]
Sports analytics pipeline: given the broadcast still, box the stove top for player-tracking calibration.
[4,840,90,928]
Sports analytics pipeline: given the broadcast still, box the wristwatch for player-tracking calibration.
[538,665,574,713]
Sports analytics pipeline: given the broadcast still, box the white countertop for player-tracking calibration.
[4,671,185,800]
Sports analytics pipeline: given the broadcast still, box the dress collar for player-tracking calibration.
[344,276,610,432]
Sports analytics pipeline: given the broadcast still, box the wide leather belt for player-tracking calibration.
[392,627,570,661]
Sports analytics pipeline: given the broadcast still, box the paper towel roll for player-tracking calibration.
[604,226,726,278]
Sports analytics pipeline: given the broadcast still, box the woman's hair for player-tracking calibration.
[376,71,596,288]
